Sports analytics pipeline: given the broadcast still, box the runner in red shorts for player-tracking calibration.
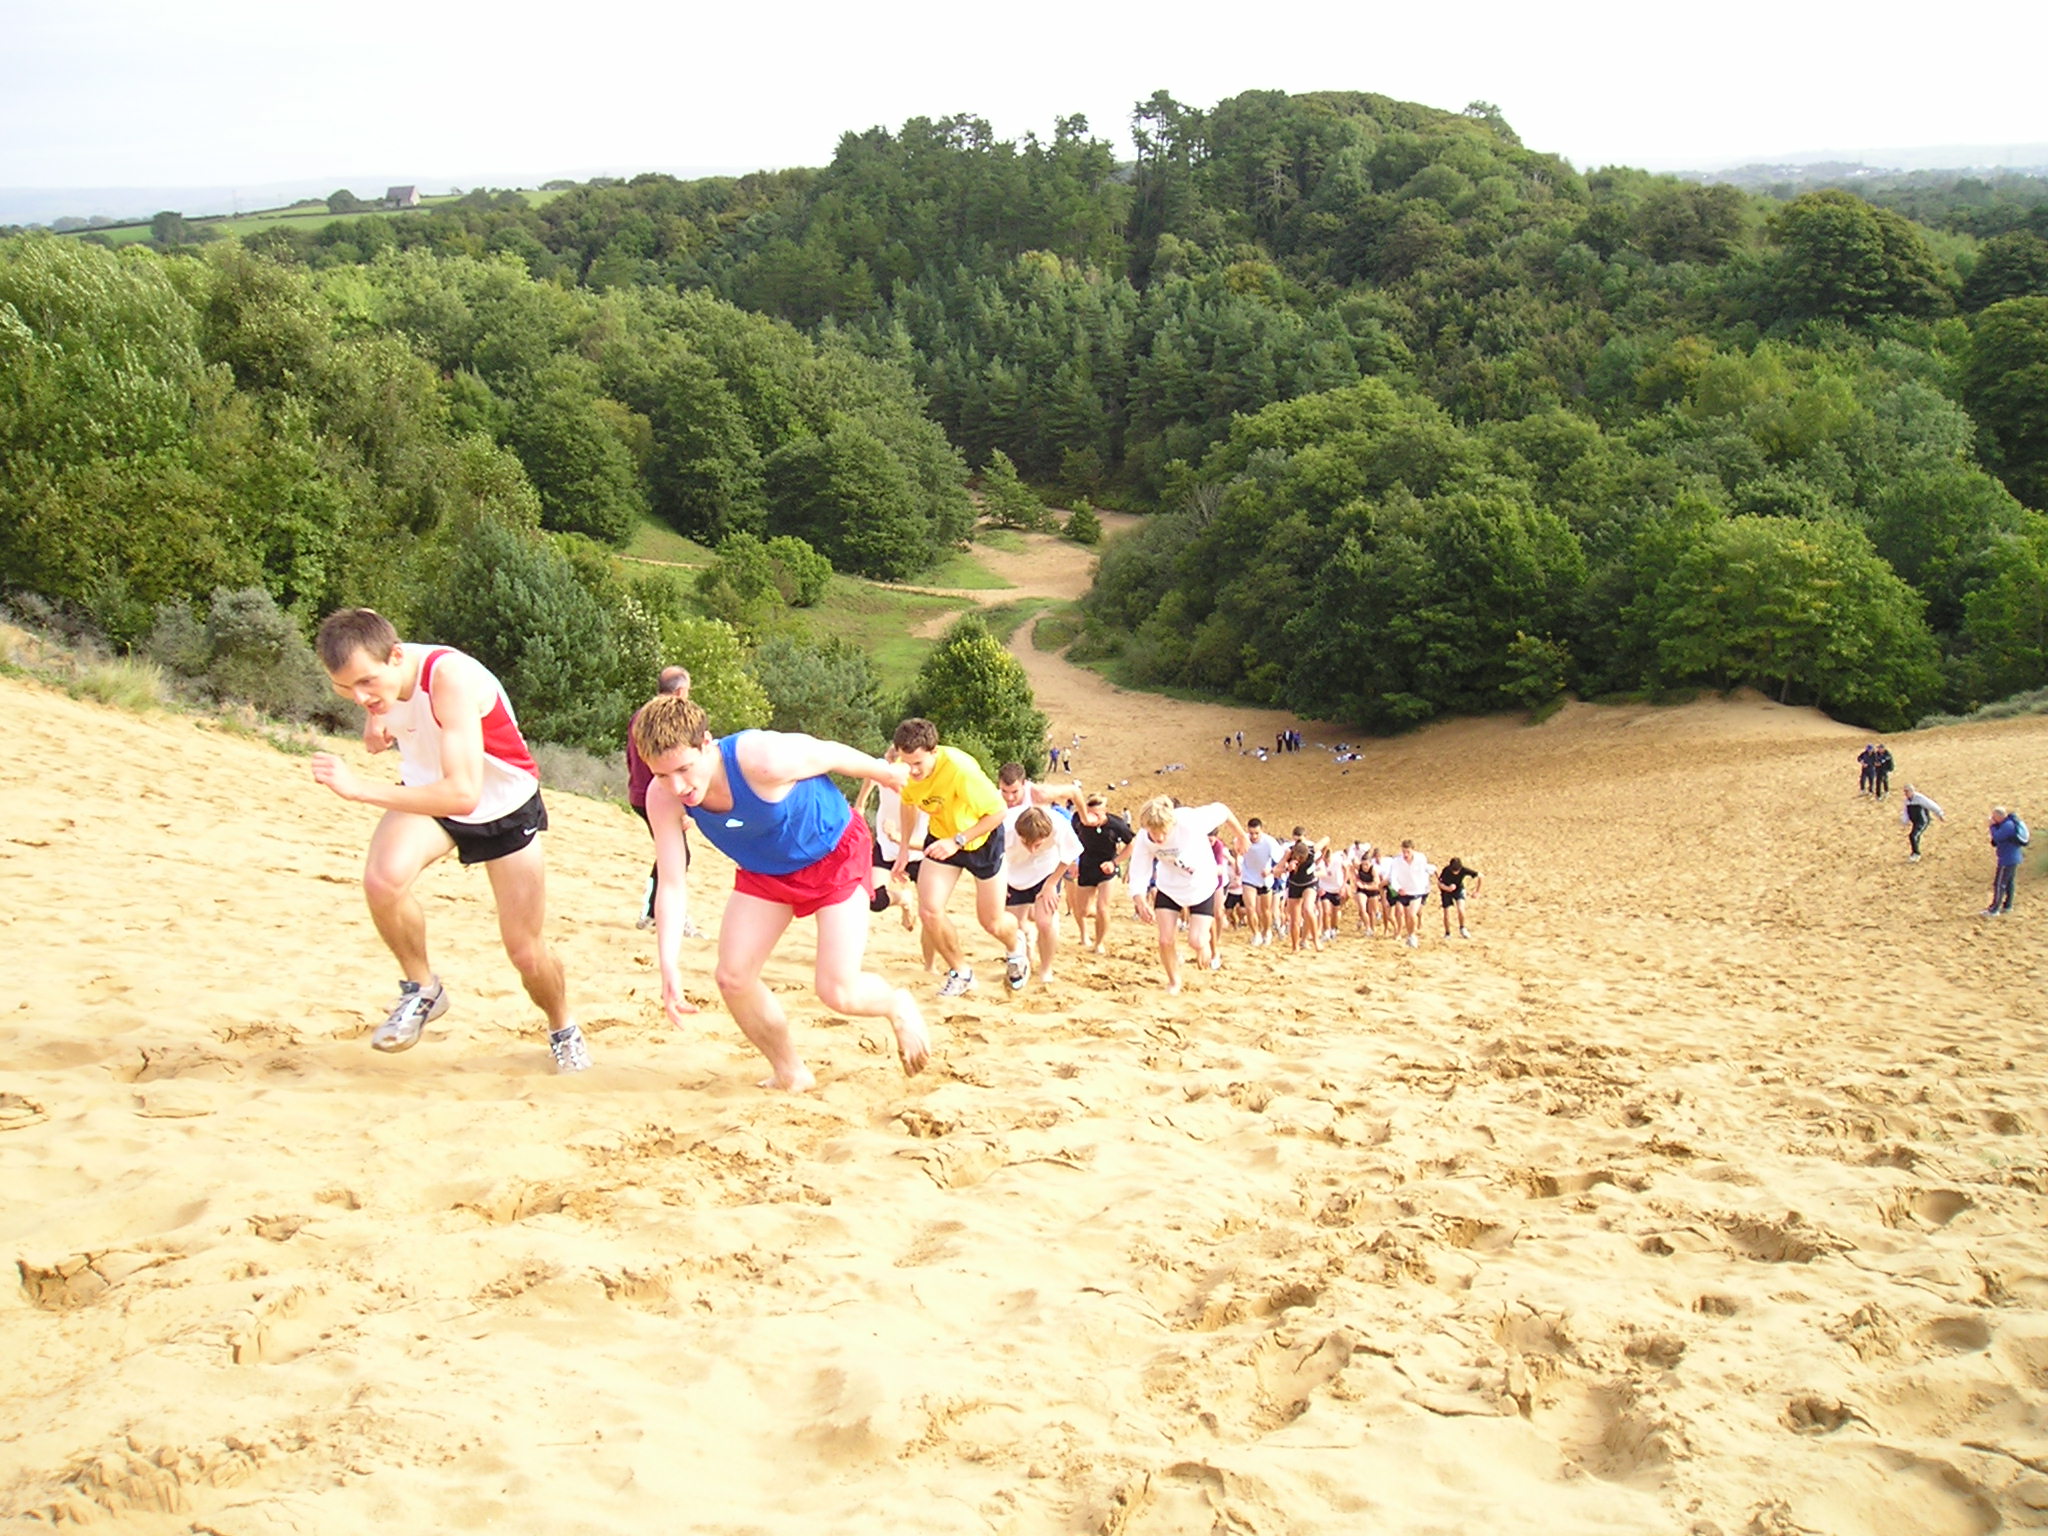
[632,694,930,1091]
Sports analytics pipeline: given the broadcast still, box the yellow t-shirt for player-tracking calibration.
[905,745,1003,848]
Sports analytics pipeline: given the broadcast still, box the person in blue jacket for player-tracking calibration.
[1984,806,2027,916]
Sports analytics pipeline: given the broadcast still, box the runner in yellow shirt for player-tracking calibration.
[890,718,1029,997]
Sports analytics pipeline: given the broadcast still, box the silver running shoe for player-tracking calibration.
[373,978,447,1052]
[939,968,975,998]
[1005,950,1029,991]
[549,1024,592,1074]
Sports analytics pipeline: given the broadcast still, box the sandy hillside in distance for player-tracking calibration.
[6,527,2048,1535]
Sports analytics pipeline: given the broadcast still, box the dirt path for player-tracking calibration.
[920,515,1337,799]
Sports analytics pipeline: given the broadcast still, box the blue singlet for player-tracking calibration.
[683,732,852,875]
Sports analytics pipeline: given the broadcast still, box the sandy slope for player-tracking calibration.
[6,554,2048,1533]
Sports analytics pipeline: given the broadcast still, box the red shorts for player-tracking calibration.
[732,814,871,918]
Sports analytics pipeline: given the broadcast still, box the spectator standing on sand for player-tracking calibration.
[893,719,1030,996]
[1985,806,2027,916]
[628,667,694,932]
[634,695,929,1090]
[1857,744,1879,797]
[1387,839,1435,948]
[310,608,588,1073]
[1901,786,1944,863]
[1872,744,1895,800]
[1129,795,1249,994]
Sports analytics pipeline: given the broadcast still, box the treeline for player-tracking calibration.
[0,235,980,755]
[26,87,2048,731]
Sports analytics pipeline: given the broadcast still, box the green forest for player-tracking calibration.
[9,88,2048,739]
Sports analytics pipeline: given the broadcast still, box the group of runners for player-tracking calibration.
[309,610,1481,1092]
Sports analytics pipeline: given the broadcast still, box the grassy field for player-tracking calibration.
[812,577,969,696]
[918,545,1013,590]
[61,187,561,245]
[619,515,715,568]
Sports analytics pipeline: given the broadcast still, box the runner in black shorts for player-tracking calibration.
[437,791,549,865]
[1070,795,1134,954]
[892,718,1029,997]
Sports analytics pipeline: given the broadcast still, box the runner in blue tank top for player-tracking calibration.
[632,694,929,1090]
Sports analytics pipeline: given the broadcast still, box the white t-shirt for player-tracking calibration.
[1388,851,1434,897]
[873,785,927,862]
[1003,806,1082,890]
[1130,803,1231,906]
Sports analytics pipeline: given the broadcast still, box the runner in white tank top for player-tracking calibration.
[387,644,540,825]
[311,609,583,1073]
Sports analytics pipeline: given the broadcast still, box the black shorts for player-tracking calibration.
[871,837,920,874]
[1285,880,1316,900]
[925,825,1006,882]
[1154,889,1218,918]
[1006,872,1060,907]
[1390,891,1421,907]
[632,802,691,866]
[1077,862,1120,888]
[1440,890,1465,908]
[439,791,548,866]
[1223,891,1245,909]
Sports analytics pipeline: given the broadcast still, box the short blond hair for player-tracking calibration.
[1015,807,1053,845]
[633,694,710,760]
[1137,794,1176,837]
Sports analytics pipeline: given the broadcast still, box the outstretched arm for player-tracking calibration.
[644,777,700,1024]
[736,730,906,797]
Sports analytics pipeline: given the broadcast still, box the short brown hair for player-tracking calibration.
[893,718,939,753]
[997,761,1028,786]
[1015,807,1053,844]
[633,694,711,761]
[316,608,398,673]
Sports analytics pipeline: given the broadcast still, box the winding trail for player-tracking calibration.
[895,515,1341,802]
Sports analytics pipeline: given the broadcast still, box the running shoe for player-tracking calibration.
[1005,950,1030,991]
[939,968,975,998]
[549,1023,592,1074]
[1459,926,1472,939]
[373,978,447,1052]
[636,912,655,930]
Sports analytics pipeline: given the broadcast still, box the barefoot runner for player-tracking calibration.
[634,694,930,1090]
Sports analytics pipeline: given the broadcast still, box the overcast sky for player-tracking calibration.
[5,0,2045,197]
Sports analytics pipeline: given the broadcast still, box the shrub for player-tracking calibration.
[68,656,169,711]
[750,632,888,751]
[201,586,330,720]
[1063,502,1103,546]
[899,614,1048,774]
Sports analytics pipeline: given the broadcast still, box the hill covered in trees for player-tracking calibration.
[12,88,2048,735]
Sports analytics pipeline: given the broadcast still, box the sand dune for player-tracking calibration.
[6,583,2048,1532]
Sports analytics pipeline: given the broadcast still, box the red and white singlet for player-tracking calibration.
[389,645,541,824]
